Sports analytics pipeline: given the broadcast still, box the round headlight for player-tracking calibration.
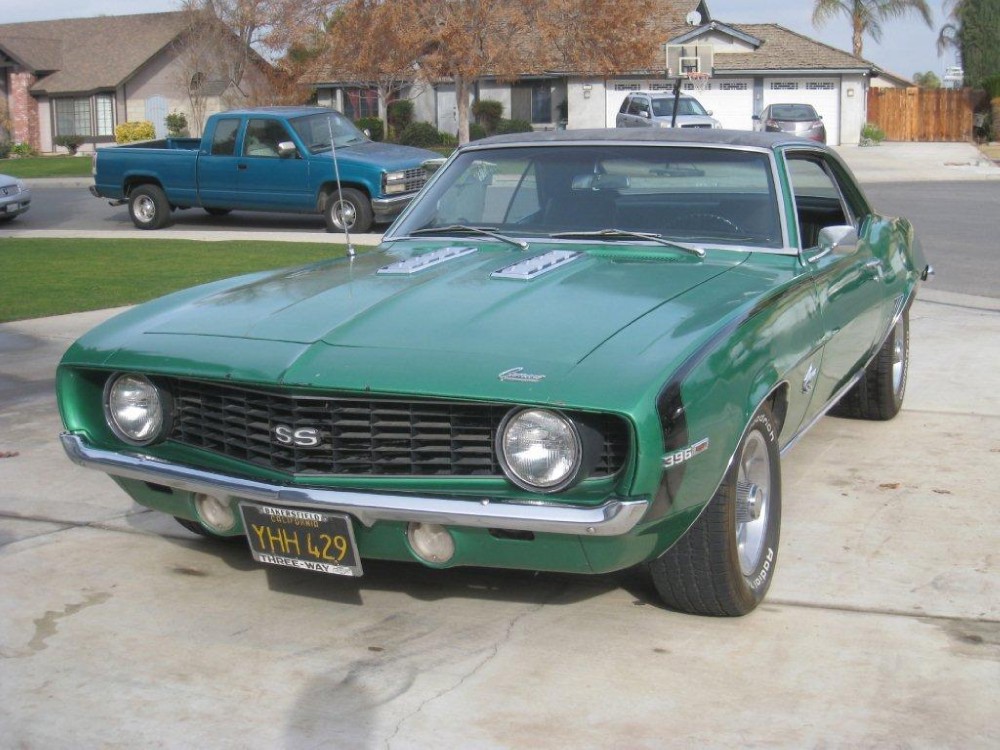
[498,409,582,492]
[104,374,168,445]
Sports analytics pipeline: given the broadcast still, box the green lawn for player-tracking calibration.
[0,156,93,179]
[0,238,353,322]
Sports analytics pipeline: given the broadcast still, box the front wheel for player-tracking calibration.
[832,309,909,421]
[648,404,782,616]
[128,184,172,230]
[324,187,373,233]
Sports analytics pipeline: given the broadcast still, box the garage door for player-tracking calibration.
[606,79,755,130]
[763,77,841,145]
[682,78,754,131]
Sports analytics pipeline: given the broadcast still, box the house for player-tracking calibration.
[0,12,273,153]
[306,0,904,146]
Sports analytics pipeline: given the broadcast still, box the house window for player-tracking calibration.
[343,88,379,120]
[771,82,800,91]
[53,93,116,138]
[806,82,836,91]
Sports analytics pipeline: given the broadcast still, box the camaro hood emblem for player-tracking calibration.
[498,367,546,383]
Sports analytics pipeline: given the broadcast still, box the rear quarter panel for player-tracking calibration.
[94,145,200,206]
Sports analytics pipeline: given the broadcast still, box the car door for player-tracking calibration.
[197,117,248,208]
[785,149,887,414]
[238,117,312,211]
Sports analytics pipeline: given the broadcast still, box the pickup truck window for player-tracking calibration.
[211,119,240,156]
[244,119,292,158]
[290,112,367,154]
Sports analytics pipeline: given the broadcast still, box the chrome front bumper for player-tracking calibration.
[371,193,415,221]
[61,433,649,536]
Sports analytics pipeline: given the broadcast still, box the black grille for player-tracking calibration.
[168,380,629,479]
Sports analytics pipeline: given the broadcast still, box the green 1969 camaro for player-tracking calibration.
[57,130,930,616]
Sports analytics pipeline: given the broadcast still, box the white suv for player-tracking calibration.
[616,91,721,129]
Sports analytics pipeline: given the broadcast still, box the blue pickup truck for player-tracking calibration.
[90,107,440,233]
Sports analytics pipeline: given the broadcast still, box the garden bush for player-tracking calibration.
[10,141,39,158]
[355,116,384,141]
[472,99,504,133]
[166,111,189,137]
[0,141,11,159]
[399,121,442,148]
[860,122,886,146]
[115,121,155,144]
[54,134,85,155]
[495,118,534,135]
[469,123,487,141]
[983,73,1000,100]
[387,100,414,135]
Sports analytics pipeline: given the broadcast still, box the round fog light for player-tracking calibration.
[407,522,455,564]
[195,493,236,533]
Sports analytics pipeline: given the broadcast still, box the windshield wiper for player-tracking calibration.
[397,225,529,251]
[549,229,705,258]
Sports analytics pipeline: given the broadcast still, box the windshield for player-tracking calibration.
[393,145,783,249]
[651,98,709,117]
[290,112,367,153]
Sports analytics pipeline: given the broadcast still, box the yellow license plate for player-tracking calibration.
[239,503,362,577]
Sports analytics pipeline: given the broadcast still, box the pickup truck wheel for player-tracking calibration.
[324,188,372,233]
[648,404,781,616]
[204,208,232,217]
[831,309,909,421]
[129,184,172,230]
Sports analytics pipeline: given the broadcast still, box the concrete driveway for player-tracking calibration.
[1,292,997,747]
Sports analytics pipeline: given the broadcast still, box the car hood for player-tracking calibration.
[319,141,440,170]
[653,115,718,128]
[77,242,768,406]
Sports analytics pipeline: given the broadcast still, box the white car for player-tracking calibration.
[0,173,31,222]
[616,91,721,129]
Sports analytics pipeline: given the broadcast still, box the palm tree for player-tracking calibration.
[812,0,933,58]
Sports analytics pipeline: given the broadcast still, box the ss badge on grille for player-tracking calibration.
[273,425,321,447]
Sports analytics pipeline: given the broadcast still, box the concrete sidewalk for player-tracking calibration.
[0,291,997,748]
[833,141,1000,182]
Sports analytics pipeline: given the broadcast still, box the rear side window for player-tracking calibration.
[210,119,240,156]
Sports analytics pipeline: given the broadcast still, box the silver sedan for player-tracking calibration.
[0,173,31,222]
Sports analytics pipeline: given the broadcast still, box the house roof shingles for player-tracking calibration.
[0,12,191,95]
[715,23,871,72]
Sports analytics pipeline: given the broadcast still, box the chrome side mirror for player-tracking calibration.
[817,225,859,256]
[277,141,298,158]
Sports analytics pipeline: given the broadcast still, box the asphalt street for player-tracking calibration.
[1,143,998,747]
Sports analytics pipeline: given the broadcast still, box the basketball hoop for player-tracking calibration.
[686,71,711,94]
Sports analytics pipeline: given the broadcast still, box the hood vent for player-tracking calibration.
[491,250,582,281]
[377,246,477,275]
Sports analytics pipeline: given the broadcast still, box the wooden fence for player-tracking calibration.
[867,88,976,141]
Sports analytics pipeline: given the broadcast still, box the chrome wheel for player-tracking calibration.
[330,199,357,230]
[134,195,156,224]
[891,318,907,395]
[735,431,771,576]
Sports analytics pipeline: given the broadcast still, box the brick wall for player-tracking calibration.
[9,70,41,150]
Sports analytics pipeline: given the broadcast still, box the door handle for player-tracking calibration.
[237,163,248,171]
[863,258,884,281]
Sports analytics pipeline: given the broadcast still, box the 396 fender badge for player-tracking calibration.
[662,438,710,469]
[498,367,546,383]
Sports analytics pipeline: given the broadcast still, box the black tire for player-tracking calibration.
[128,184,172,230]
[204,207,232,216]
[831,309,909,421]
[323,187,373,233]
[648,405,782,616]
[174,516,242,542]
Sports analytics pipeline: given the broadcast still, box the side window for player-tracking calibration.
[619,97,631,114]
[786,154,851,249]
[210,118,240,156]
[635,98,650,117]
[243,118,292,158]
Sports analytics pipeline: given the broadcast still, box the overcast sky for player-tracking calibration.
[4,0,959,81]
